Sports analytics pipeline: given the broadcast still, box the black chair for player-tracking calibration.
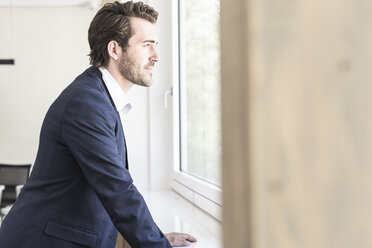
[0,184,4,204]
[0,164,31,221]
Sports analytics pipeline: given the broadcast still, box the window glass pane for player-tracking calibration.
[179,0,221,187]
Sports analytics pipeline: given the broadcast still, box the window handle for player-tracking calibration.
[164,87,173,109]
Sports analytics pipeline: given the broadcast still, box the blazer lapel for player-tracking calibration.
[86,67,129,170]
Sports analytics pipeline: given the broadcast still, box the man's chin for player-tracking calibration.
[141,76,153,87]
[134,80,152,87]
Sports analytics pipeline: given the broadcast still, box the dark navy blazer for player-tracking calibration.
[0,67,171,248]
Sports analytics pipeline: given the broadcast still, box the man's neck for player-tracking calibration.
[105,64,133,94]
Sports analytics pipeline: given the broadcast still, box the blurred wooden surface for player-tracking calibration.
[221,0,372,248]
[115,235,131,248]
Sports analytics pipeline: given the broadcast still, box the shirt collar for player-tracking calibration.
[99,67,132,115]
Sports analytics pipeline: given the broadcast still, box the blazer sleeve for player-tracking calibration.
[60,88,171,248]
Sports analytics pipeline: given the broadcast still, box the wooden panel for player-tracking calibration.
[220,0,253,247]
[221,0,372,247]
[115,235,131,248]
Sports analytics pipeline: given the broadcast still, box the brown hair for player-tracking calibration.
[88,1,158,68]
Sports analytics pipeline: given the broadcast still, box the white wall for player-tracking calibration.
[0,6,94,164]
[147,0,174,190]
[124,86,151,191]
[0,2,173,191]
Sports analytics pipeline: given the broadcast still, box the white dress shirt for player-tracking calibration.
[99,67,132,165]
[99,67,132,121]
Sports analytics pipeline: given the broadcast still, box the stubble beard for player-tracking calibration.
[119,51,153,87]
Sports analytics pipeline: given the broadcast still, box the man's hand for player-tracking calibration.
[165,232,197,247]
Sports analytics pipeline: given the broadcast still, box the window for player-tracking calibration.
[179,0,221,187]
[172,0,222,220]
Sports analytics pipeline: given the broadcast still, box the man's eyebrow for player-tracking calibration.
[143,40,158,45]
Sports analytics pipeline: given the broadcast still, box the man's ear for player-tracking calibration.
[107,40,121,61]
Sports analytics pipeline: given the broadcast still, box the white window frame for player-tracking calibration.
[171,0,222,222]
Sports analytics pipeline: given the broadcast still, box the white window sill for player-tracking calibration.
[171,171,222,221]
[142,190,222,248]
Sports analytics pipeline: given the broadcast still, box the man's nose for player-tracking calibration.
[150,48,160,62]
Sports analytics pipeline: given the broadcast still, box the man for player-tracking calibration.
[0,1,196,247]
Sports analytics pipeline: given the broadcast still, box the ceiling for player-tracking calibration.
[0,0,101,7]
